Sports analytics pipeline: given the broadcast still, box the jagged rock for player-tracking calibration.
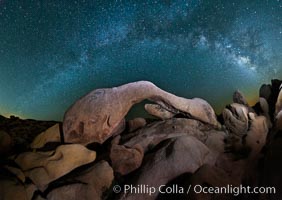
[233,90,248,106]
[47,161,114,200]
[144,103,175,119]
[127,118,147,132]
[110,118,212,175]
[63,81,219,145]
[0,130,13,156]
[222,103,249,137]
[225,112,268,158]
[31,124,61,149]
[15,144,96,191]
[121,136,215,200]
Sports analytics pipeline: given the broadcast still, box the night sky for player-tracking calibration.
[1,0,282,120]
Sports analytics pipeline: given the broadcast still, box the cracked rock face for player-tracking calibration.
[63,81,219,145]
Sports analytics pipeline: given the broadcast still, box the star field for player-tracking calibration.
[0,0,282,120]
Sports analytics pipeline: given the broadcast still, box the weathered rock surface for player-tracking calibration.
[15,144,96,191]
[2,79,282,200]
[245,114,268,159]
[110,118,213,175]
[223,103,268,159]
[121,118,209,150]
[121,136,215,200]
[63,81,219,145]
[31,124,61,149]
[223,103,249,137]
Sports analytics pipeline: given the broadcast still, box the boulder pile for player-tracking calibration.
[1,80,282,200]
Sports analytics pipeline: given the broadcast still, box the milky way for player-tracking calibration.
[1,0,282,120]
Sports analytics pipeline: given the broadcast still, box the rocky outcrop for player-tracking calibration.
[2,79,282,200]
[223,103,249,137]
[63,81,219,145]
